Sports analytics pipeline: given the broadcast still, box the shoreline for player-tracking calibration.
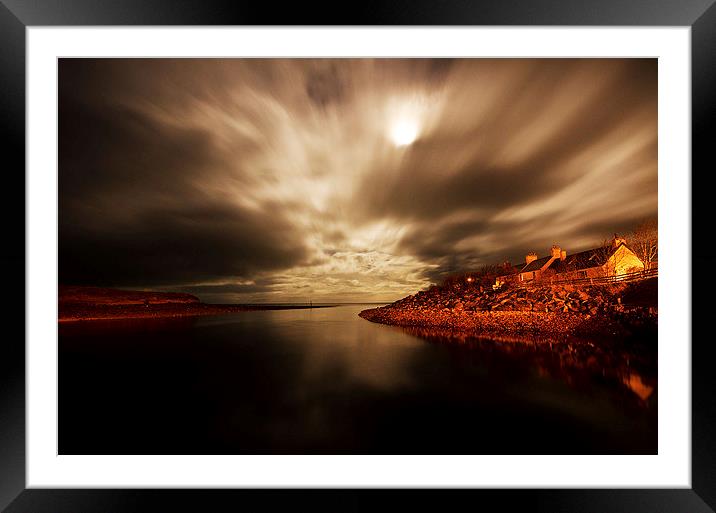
[59,303,336,323]
[358,307,633,340]
[359,279,657,342]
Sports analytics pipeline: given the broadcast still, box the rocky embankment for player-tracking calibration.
[360,279,657,339]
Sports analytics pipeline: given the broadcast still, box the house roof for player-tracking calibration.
[521,255,553,273]
[552,243,628,273]
[519,242,630,275]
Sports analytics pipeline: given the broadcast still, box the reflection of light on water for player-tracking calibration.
[399,324,657,407]
[623,373,654,401]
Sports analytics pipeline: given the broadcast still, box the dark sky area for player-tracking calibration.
[59,58,657,303]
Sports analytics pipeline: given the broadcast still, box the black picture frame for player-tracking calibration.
[1,1,713,511]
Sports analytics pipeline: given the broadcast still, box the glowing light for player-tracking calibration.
[389,119,419,147]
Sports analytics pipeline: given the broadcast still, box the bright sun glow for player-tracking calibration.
[389,119,419,146]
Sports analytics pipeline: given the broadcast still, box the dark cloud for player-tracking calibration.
[60,200,308,286]
[59,64,308,288]
[306,62,345,109]
[165,278,281,304]
[59,58,657,302]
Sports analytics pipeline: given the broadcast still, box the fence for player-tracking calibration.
[536,268,658,287]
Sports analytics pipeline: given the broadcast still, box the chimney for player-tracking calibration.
[525,252,538,265]
[560,250,567,261]
[550,244,561,259]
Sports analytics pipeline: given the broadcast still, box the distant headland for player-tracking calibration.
[58,286,333,322]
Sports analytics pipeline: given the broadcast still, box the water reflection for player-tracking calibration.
[399,325,657,408]
[59,305,657,454]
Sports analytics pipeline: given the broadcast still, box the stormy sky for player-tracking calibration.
[59,58,657,303]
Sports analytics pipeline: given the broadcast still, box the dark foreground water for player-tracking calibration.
[59,304,656,454]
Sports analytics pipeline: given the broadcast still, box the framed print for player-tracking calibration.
[2,1,714,511]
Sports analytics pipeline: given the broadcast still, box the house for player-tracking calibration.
[518,245,565,283]
[514,238,645,284]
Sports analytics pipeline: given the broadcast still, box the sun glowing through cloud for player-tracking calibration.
[389,118,420,146]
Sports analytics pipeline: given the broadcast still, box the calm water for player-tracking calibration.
[59,304,656,454]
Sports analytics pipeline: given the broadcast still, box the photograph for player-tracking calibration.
[58,57,658,456]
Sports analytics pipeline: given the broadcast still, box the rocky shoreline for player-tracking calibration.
[359,278,657,340]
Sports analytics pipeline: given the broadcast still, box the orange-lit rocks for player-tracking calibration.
[359,279,657,340]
